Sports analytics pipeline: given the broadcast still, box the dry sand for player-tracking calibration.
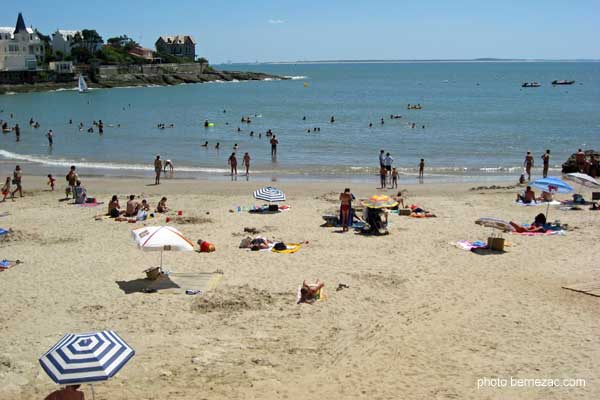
[0,174,598,399]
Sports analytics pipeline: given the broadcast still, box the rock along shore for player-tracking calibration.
[0,69,288,95]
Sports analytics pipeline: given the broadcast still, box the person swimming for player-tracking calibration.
[201,141,208,147]
[215,142,220,149]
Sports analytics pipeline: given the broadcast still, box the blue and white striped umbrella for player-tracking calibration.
[253,186,286,202]
[39,330,135,385]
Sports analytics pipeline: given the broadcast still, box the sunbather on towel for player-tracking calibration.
[537,191,553,202]
[510,213,547,233]
[516,186,536,204]
[250,237,272,250]
[298,280,324,304]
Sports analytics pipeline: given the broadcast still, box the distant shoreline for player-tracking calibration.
[226,59,600,65]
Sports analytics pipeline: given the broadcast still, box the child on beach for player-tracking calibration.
[47,174,56,191]
[419,159,425,179]
[1,177,10,202]
[391,168,398,188]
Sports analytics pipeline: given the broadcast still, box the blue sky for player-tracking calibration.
[4,0,599,63]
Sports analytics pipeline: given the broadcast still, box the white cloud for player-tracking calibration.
[268,19,285,24]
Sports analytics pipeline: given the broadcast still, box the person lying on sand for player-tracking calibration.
[156,197,169,213]
[298,280,325,304]
[510,213,547,233]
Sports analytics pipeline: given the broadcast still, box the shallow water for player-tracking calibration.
[0,61,598,180]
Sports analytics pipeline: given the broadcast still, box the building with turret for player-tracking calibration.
[0,13,45,71]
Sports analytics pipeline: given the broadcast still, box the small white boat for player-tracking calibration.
[78,74,89,93]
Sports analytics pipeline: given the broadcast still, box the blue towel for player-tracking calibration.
[0,259,11,268]
[0,229,8,236]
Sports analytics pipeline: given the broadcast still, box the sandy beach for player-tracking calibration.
[0,174,598,399]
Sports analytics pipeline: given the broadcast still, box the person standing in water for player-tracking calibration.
[164,159,174,173]
[243,152,251,176]
[524,151,534,181]
[14,124,20,142]
[541,149,550,178]
[270,135,278,158]
[228,152,238,176]
[154,155,162,185]
[418,158,425,180]
[46,130,53,146]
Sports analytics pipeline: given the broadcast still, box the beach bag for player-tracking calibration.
[268,204,279,212]
[274,242,287,251]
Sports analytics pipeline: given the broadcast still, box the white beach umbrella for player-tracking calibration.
[564,172,600,193]
[131,226,194,268]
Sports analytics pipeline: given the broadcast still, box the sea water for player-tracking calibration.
[0,61,598,182]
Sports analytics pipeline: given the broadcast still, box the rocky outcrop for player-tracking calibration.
[0,69,287,94]
[94,69,286,88]
[561,149,599,173]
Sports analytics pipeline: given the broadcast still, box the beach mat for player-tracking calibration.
[514,200,560,206]
[562,282,600,298]
[272,243,301,254]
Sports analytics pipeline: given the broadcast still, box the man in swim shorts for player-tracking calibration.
[154,155,162,185]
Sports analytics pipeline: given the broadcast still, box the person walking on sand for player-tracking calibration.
[228,152,238,176]
[270,135,278,158]
[1,177,10,202]
[243,152,251,176]
[46,129,53,146]
[10,165,23,199]
[339,188,353,232]
[524,151,534,181]
[541,149,550,178]
[154,155,162,185]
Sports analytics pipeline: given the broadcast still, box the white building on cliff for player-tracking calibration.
[0,13,44,71]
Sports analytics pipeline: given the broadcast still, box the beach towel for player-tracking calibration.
[272,243,301,254]
[514,200,560,206]
[0,228,9,236]
[77,201,104,208]
[511,230,565,236]
[0,259,12,269]
[454,240,488,251]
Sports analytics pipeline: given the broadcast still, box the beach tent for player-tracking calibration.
[39,330,134,399]
[131,226,194,269]
[531,177,573,218]
[253,186,286,202]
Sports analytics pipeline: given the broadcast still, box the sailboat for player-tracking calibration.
[77,74,89,93]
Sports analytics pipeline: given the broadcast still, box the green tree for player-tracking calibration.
[73,29,104,53]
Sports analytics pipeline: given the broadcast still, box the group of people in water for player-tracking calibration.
[377,150,426,188]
